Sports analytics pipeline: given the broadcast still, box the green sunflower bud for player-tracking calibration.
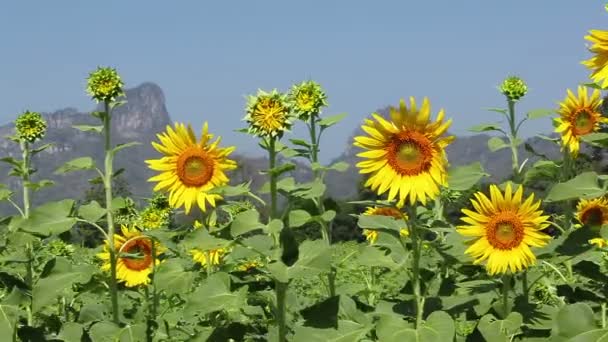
[244,89,292,138]
[288,80,328,120]
[86,66,124,103]
[499,76,528,102]
[15,111,47,143]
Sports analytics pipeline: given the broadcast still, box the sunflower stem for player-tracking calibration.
[506,99,521,182]
[407,206,424,328]
[20,140,31,219]
[502,274,511,318]
[602,303,607,329]
[204,251,212,277]
[275,280,288,342]
[103,100,120,324]
[268,137,278,220]
[522,271,529,303]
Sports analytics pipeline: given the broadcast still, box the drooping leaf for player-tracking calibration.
[78,200,106,222]
[545,172,604,202]
[230,209,265,237]
[54,157,95,174]
[468,123,503,133]
[184,272,248,316]
[526,108,555,120]
[319,113,347,128]
[487,136,509,152]
[9,199,77,236]
[72,125,104,133]
[154,259,194,296]
[109,142,141,157]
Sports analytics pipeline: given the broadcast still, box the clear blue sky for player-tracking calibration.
[1,1,606,163]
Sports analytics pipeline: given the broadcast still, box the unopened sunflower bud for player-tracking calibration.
[86,66,124,102]
[500,76,528,101]
[15,111,46,143]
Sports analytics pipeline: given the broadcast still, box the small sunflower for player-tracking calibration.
[554,86,607,157]
[576,197,608,227]
[15,111,47,143]
[86,66,124,103]
[361,206,408,244]
[244,89,292,138]
[97,225,164,287]
[288,80,328,120]
[499,76,528,102]
[191,248,228,267]
[354,97,454,206]
[146,122,237,214]
[237,259,264,272]
[582,29,608,88]
[457,183,551,275]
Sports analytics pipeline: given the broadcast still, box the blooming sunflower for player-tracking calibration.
[191,248,227,266]
[582,29,608,88]
[97,225,164,287]
[354,97,454,206]
[576,197,608,227]
[554,86,607,157]
[457,183,551,275]
[589,238,608,248]
[361,206,408,244]
[244,89,292,138]
[146,122,237,214]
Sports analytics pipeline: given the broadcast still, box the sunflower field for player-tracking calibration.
[5,8,608,342]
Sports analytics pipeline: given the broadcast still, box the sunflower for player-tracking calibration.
[288,80,328,120]
[354,97,454,206]
[237,259,264,272]
[191,248,228,267]
[146,122,237,214]
[244,89,292,138]
[457,183,551,275]
[576,197,608,227]
[589,238,608,248]
[361,206,409,244]
[97,225,164,287]
[554,86,607,157]
[582,29,608,88]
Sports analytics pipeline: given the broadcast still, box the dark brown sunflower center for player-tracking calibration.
[582,206,604,226]
[572,109,596,135]
[121,239,153,271]
[487,212,524,250]
[386,131,433,176]
[176,147,214,187]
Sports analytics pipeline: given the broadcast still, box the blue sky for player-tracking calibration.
[1,1,606,162]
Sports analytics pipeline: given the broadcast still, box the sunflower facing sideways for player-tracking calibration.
[354,97,454,206]
[361,206,409,244]
[457,183,551,275]
[554,86,607,157]
[576,197,608,227]
[189,220,229,267]
[146,122,237,214]
[582,29,608,88]
[97,225,164,287]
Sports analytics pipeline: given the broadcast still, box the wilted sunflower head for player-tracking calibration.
[86,66,124,103]
[354,97,454,206]
[15,111,46,143]
[499,76,528,102]
[361,206,408,244]
[554,86,607,157]
[244,89,292,138]
[582,29,608,88]
[576,197,608,227]
[288,80,328,120]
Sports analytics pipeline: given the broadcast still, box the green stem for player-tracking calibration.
[269,138,278,220]
[21,141,30,218]
[561,150,574,230]
[603,303,607,329]
[506,99,520,182]
[25,243,33,326]
[205,251,212,277]
[502,274,511,318]
[407,207,423,328]
[103,100,119,324]
[522,271,529,303]
[275,280,288,342]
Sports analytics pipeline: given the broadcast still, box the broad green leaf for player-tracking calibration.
[181,228,231,252]
[447,162,488,191]
[0,304,19,342]
[292,320,370,342]
[320,210,336,222]
[289,138,311,148]
[230,209,265,237]
[524,160,559,185]
[24,179,54,191]
[31,143,53,154]
[56,322,84,342]
[319,113,347,128]
[289,240,331,279]
[551,303,597,339]
[526,108,555,120]
[375,314,413,342]
[209,182,251,197]
[54,157,95,174]
[89,321,146,342]
[468,123,503,133]
[300,296,340,329]
[240,235,274,257]
[569,329,608,342]
[582,132,608,147]
[9,199,76,236]
[185,272,248,316]
[484,107,508,115]
[355,245,399,269]
[0,188,13,201]
[154,259,194,296]
[357,214,404,232]
[422,311,455,342]
[545,172,605,202]
[72,124,104,133]
[329,161,349,172]
[487,136,509,152]
[477,312,523,341]
[79,200,106,222]
[109,142,141,156]
[289,209,312,228]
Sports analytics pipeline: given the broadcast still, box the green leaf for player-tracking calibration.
[524,160,559,185]
[289,210,312,228]
[355,245,399,269]
[484,107,508,115]
[24,179,54,191]
[526,108,555,120]
[487,136,509,152]
[79,201,106,222]
[185,272,248,316]
[56,322,84,342]
[209,183,251,197]
[0,304,19,342]
[89,321,146,342]
[468,123,503,133]
[582,132,608,147]
[289,138,311,148]
[230,209,265,237]
[447,162,488,191]
[30,143,53,154]
[0,189,13,201]
[182,228,231,252]
[569,329,608,342]
[9,199,77,236]
[293,320,370,342]
[154,259,194,296]
[320,210,336,222]
[583,82,605,90]
[551,303,597,339]
[319,113,347,128]
[268,162,296,177]
[329,162,349,172]
[357,214,403,232]
[72,124,104,133]
[54,157,95,174]
[545,172,605,202]
[477,312,523,341]
[110,142,141,157]
[288,240,331,279]
[421,311,455,342]
[0,157,22,168]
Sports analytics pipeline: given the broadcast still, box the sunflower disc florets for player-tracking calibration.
[499,76,528,102]
[86,66,124,103]
[288,80,328,121]
[15,111,47,143]
[244,89,292,138]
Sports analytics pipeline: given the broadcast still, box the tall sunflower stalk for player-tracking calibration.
[287,81,336,296]
[244,89,292,342]
[86,66,125,324]
[13,110,47,326]
[354,97,453,328]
